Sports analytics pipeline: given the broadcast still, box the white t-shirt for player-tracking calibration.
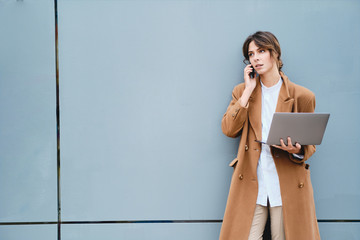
[256,78,283,207]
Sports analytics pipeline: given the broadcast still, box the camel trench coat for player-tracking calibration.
[219,72,320,240]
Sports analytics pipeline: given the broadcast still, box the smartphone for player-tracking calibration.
[249,66,255,79]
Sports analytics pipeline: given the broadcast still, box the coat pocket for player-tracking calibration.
[229,158,238,168]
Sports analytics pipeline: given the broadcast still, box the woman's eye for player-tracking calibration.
[259,50,265,53]
[249,53,253,56]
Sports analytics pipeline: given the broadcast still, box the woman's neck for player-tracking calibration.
[260,69,281,88]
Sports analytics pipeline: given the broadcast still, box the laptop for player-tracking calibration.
[265,113,330,146]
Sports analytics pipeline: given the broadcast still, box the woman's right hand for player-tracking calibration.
[237,64,256,108]
[244,64,257,91]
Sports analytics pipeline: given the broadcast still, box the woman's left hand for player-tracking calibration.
[272,137,302,154]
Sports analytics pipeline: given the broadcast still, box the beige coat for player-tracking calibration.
[219,72,320,240]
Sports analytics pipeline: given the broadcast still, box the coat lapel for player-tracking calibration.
[248,77,262,141]
[276,72,294,113]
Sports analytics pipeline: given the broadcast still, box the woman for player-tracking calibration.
[219,31,320,240]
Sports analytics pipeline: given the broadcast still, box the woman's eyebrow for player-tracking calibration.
[248,47,259,54]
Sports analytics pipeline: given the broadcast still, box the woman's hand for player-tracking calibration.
[238,64,257,108]
[272,137,302,154]
[244,64,257,91]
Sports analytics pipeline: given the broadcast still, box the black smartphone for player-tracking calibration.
[249,66,255,79]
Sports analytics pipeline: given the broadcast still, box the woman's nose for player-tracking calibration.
[252,53,259,61]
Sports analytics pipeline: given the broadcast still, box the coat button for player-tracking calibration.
[239,174,244,180]
[245,145,249,151]
[232,114,235,117]
[298,182,304,188]
[235,109,239,113]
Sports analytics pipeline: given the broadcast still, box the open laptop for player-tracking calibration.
[265,113,330,146]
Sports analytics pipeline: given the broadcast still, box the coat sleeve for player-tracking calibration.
[289,92,316,163]
[221,85,249,138]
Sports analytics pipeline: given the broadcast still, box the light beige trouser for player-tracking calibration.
[248,204,285,240]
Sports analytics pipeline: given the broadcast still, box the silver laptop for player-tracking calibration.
[266,113,330,145]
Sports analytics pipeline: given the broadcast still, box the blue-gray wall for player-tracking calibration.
[0,0,359,239]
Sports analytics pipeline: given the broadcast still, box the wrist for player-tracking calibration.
[243,87,254,99]
[238,90,252,107]
[244,85,255,92]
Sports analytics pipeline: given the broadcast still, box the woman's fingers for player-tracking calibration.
[244,64,252,75]
[287,137,292,146]
[274,137,301,154]
[280,138,287,148]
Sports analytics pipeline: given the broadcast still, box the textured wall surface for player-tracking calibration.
[0,0,359,239]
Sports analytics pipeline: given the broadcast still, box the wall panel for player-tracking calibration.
[62,223,221,240]
[0,0,57,223]
[59,0,360,222]
[318,222,360,240]
[0,225,57,240]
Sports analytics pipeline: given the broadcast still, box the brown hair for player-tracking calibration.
[242,31,283,71]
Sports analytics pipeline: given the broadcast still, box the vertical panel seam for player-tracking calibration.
[54,0,61,239]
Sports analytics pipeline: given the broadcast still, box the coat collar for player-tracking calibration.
[276,72,294,112]
[248,76,262,141]
[248,72,294,141]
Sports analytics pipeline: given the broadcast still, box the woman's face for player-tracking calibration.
[248,41,277,75]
